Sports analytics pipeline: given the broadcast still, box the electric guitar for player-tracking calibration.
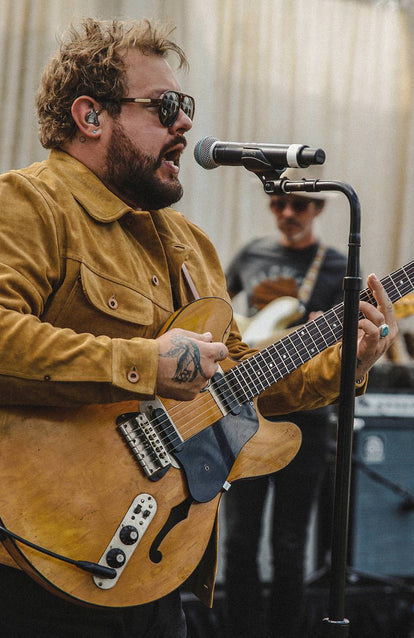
[0,260,413,608]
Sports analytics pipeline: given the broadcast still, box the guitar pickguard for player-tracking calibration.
[174,401,259,503]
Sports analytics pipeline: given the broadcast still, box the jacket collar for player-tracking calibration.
[48,149,133,223]
[48,150,193,257]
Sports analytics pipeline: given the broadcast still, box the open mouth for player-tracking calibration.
[160,139,187,175]
[161,145,183,173]
[163,152,179,170]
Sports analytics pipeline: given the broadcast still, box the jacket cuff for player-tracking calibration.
[307,342,342,398]
[112,337,159,398]
[308,345,368,397]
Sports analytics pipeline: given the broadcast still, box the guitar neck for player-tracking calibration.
[226,260,414,401]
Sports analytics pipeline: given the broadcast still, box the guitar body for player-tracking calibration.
[0,298,301,607]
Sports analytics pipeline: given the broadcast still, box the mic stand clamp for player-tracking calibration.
[262,175,362,637]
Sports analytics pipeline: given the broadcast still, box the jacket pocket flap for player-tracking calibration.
[80,263,153,325]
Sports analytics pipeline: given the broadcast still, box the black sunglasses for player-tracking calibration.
[270,198,312,214]
[119,91,195,127]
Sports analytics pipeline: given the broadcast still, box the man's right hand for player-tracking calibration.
[156,328,228,400]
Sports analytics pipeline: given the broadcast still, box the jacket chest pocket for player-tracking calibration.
[81,263,154,325]
[52,263,159,339]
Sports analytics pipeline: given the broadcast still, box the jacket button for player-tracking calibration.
[108,295,118,309]
[127,367,139,383]
[151,275,159,286]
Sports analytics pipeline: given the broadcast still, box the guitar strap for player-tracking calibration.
[297,242,327,306]
[181,245,326,306]
[182,263,201,301]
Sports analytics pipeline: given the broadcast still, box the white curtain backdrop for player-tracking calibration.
[0,0,413,280]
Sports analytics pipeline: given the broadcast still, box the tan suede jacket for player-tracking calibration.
[0,150,364,605]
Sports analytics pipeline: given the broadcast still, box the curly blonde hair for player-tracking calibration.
[37,18,188,149]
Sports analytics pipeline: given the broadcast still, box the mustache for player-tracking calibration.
[161,135,187,155]
[280,220,302,230]
[155,136,187,169]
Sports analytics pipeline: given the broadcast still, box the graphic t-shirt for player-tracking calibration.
[226,238,347,324]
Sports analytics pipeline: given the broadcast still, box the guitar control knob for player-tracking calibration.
[105,547,126,568]
[119,525,139,545]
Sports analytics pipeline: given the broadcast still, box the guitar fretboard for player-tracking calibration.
[226,260,414,402]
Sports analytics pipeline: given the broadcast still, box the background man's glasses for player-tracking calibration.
[119,91,195,127]
[270,198,312,214]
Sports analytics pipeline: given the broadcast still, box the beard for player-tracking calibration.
[103,120,184,209]
[278,220,306,243]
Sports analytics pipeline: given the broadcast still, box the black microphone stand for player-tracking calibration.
[246,159,362,637]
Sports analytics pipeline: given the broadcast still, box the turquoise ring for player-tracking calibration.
[379,323,389,339]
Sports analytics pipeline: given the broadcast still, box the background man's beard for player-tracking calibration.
[104,124,183,209]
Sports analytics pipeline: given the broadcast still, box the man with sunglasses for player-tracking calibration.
[0,17,397,638]
[224,172,349,638]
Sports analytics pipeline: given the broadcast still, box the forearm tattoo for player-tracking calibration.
[160,334,208,384]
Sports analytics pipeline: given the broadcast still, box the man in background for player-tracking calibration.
[224,170,347,638]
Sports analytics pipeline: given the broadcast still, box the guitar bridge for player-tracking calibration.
[117,412,171,480]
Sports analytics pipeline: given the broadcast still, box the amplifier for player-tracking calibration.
[350,394,414,577]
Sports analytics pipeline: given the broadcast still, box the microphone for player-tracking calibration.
[194,136,325,171]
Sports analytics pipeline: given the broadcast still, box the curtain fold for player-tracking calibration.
[0,0,412,277]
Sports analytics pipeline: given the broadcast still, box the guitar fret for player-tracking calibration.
[248,357,268,393]
[270,339,297,374]
[244,358,262,394]
[388,276,401,300]
[299,323,320,358]
[319,313,339,342]
[287,332,307,364]
[330,310,344,341]
[260,350,287,386]
[227,365,253,402]
[306,321,328,352]
[258,351,280,384]
[384,265,414,302]
[299,325,321,358]
[224,260,414,403]
[296,325,317,358]
[306,322,326,353]
[397,266,414,298]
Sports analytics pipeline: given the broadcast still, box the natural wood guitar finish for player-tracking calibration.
[1,260,413,608]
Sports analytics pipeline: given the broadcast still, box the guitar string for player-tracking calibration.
[128,310,341,457]
[132,312,339,447]
[132,263,414,449]
[125,263,414,453]
[222,262,414,409]
[143,262,414,446]
[125,318,362,460]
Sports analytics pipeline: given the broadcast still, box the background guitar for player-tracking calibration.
[235,291,414,353]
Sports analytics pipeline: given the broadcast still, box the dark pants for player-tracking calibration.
[0,565,187,638]
[224,410,332,638]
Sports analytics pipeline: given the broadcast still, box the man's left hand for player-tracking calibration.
[355,273,398,380]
